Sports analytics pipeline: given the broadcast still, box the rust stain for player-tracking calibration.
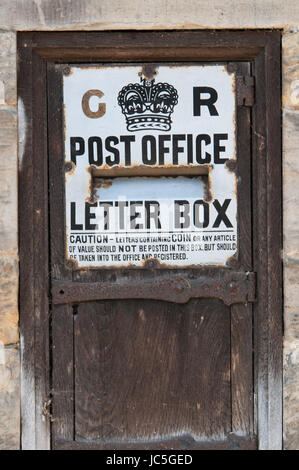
[225,159,237,174]
[63,103,67,145]
[231,159,238,201]
[232,75,236,97]
[52,271,255,306]
[139,64,159,81]
[225,253,238,268]
[94,178,113,189]
[64,160,76,175]
[65,257,235,272]
[233,175,239,199]
[92,164,211,177]
[79,64,136,71]
[142,258,160,269]
[86,166,99,204]
[65,257,79,270]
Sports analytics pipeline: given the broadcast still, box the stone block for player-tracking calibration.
[283,95,299,449]
[284,265,299,344]
[282,31,299,111]
[0,346,20,450]
[0,256,19,346]
[0,35,16,107]
[283,338,299,450]
[0,166,18,254]
[0,107,18,252]
[0,107,17,170]
[0,32,16,107]
[283,109,299,164]
[283,109,299,259]
[0,1,298,31]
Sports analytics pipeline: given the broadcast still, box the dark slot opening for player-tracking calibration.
[91,165,210,178]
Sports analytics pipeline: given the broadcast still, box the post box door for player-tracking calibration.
[18,30,282,451]
[47,58,258,451]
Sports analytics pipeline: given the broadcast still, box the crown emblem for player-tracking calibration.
[118,78,178,132]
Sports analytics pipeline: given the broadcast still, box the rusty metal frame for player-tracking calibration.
[52,271,256,306]
[18,30,282,450]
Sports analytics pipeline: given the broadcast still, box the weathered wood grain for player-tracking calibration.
[74,299,231,443]
[252,32,282,449]
[51,305,74,442]
[47,60,75,444]
[18,38,37,450]
[18,30,282,450]
[54,433,258,450]
[231,304,253,435]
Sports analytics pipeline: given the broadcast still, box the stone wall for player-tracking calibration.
[0,31,19,450]
[0,0,298,450]
[282,29,299,450]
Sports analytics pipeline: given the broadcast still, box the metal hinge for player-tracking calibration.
[236,75,255,107]
[52,271,256,307]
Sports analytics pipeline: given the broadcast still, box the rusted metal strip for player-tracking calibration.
[52,271,255,306]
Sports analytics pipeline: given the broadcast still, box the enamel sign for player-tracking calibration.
[63,64,237,268]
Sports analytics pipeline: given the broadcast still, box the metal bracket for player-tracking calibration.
[236,75,255,106]
[52,271,256,306]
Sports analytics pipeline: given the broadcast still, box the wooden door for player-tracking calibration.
[18,31,282,450]
[48,60,256,450]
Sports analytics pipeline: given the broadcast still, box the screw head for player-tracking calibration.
[65,162,73,172]
[63,66,71,76]
[66,259,75,270]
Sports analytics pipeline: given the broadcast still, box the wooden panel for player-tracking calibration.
[18,37,36,451]
[74,299,231,444]
[31,50,51,450]
[51,305,74,442]
[252,33,282,449]
[47,61,75,442]
[21,30,271,62]
[47,61,71,281]
[54,433,258,450]
[235,62,252,271]
[18,39,50,450]
[229,61,254,437]
[231,304,253,435]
